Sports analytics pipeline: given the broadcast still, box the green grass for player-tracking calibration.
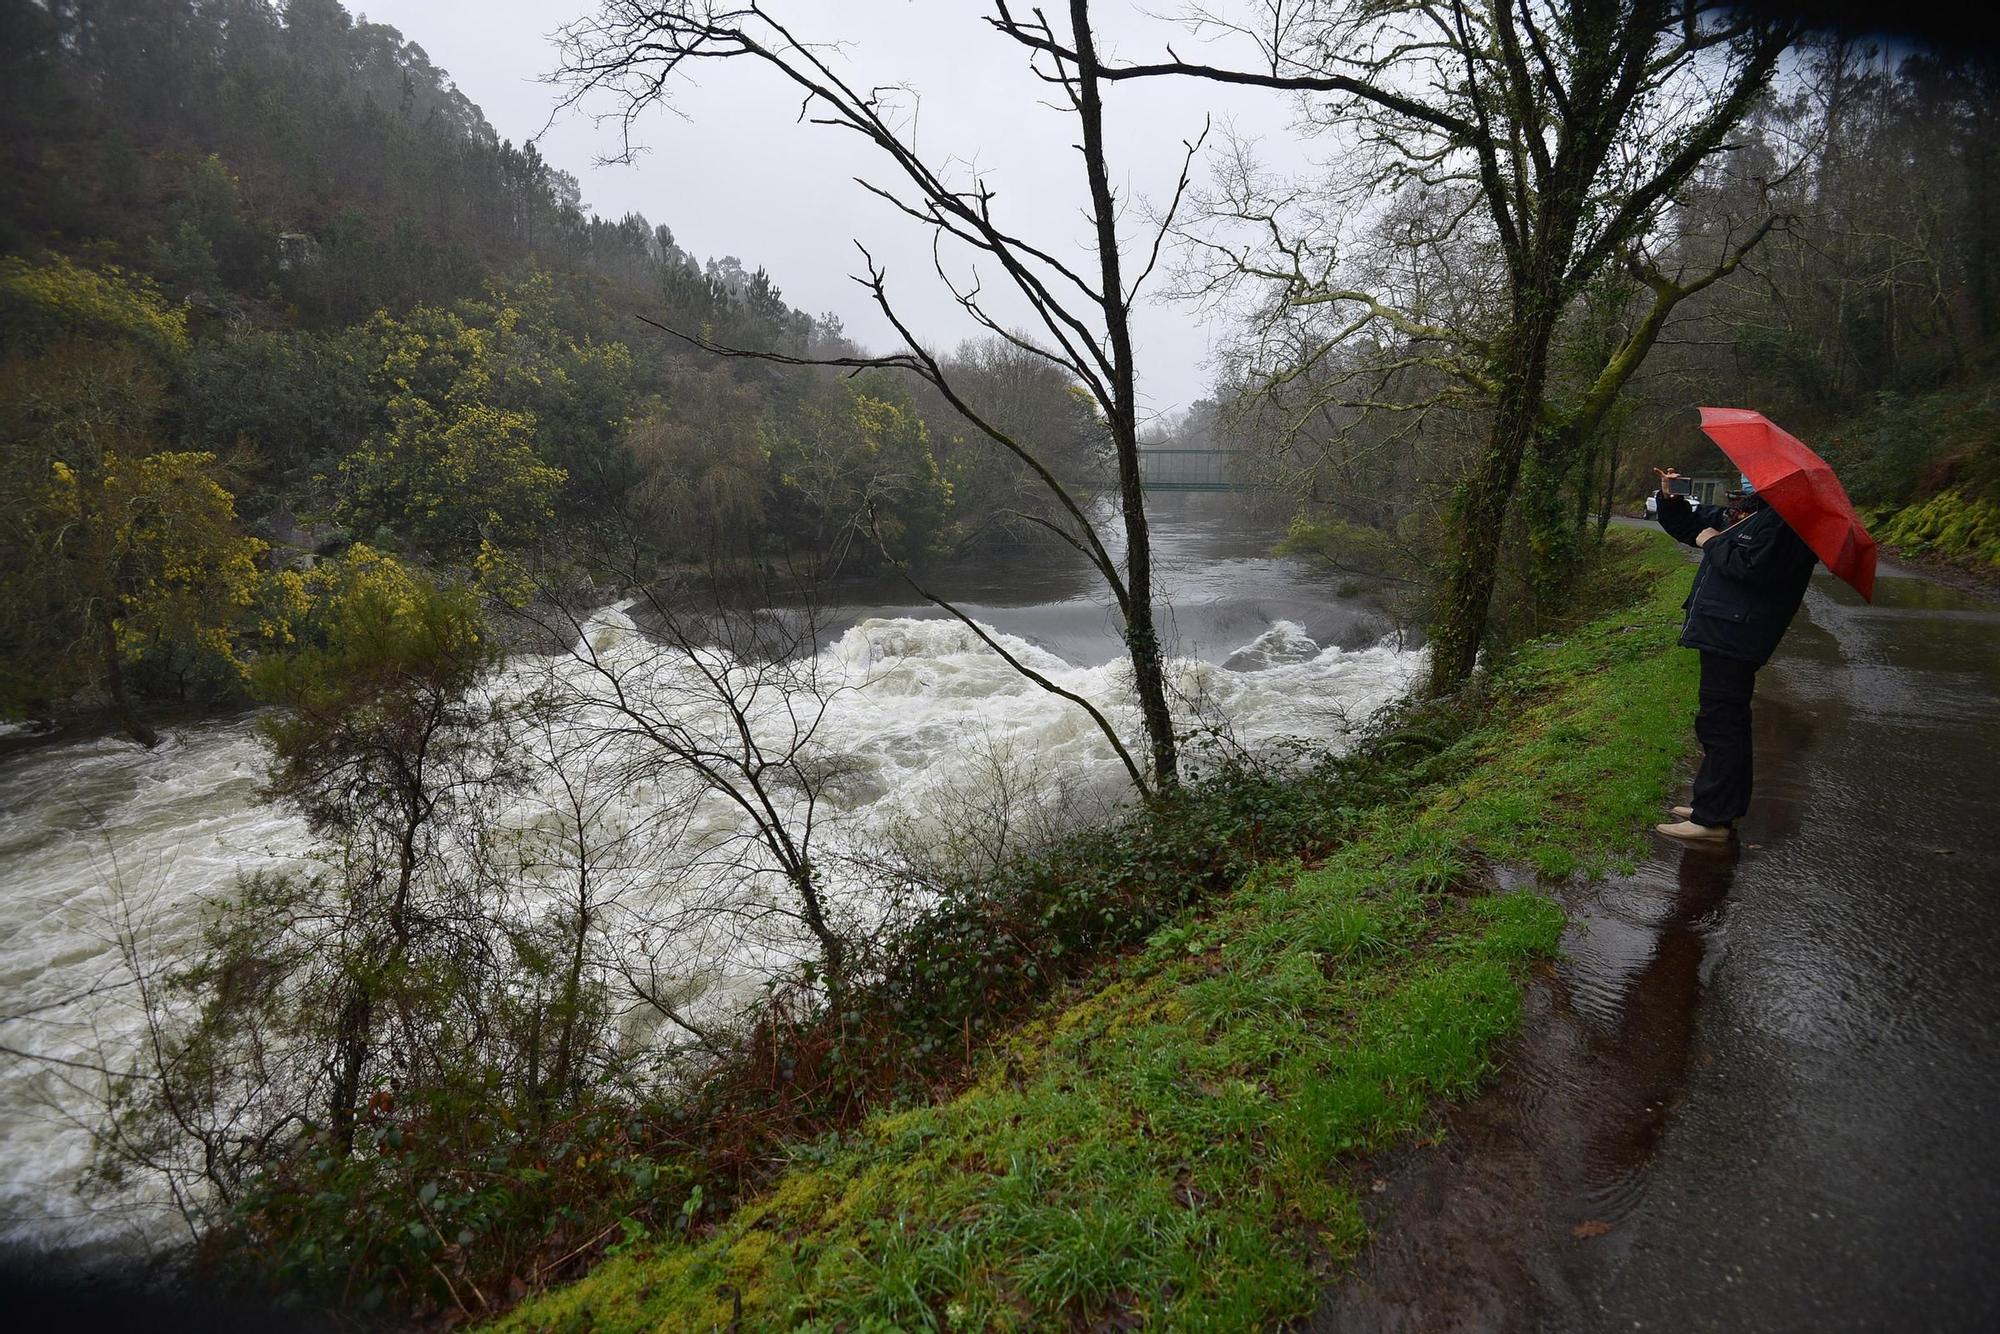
[496,532,1698,1333]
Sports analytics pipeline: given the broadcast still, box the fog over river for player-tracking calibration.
[0,494,1423,1259]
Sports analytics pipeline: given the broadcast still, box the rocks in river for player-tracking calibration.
[1220,609,1396,671]
[1224,620,1324,672]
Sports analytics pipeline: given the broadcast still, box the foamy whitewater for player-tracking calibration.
[0,588,1420,1258]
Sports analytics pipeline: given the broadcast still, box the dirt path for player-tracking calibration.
[1306,559,2000,1332]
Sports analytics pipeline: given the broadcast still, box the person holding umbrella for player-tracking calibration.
[1651,408,1879,842]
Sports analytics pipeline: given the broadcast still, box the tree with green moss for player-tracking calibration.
[1121,0,1796,690]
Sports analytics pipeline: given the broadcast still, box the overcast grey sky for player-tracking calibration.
[355,2,1316,420]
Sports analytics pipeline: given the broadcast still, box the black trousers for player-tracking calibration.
[1691,651,1759,826]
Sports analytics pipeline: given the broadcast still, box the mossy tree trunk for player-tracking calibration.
[1425,263,1565,694]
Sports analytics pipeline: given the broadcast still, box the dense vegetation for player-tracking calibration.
[0,0,1108,740]
[1632,46,2000,574]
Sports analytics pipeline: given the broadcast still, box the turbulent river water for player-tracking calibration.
[0,494,1423,1260]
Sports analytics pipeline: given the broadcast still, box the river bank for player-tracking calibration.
[495,530,1701,1331]
[0,494,1419,1271]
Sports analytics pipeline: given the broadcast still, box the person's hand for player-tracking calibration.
[1652,466,1683,495]
[1695,527,1720,547]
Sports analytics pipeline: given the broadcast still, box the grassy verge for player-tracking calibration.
[497,531,1697,1333]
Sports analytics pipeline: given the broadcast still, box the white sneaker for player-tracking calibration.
[1656,819,1731,842]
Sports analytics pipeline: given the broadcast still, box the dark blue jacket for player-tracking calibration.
[1654,493,1817,667]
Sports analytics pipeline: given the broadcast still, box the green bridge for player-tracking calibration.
[1137,448,1250,492]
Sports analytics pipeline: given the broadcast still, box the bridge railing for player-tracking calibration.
[1137,448,1247,491]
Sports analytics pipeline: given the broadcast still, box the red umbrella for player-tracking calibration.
[1696,407,1879,602]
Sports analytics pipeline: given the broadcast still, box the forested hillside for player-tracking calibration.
[0,0,1107,739]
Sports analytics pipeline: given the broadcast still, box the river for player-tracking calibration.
[0,493,1423,1261]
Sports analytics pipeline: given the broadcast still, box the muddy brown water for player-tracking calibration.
[1309,558,2000,1332]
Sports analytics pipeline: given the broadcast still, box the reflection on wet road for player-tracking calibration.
[1311,561,2000,1332]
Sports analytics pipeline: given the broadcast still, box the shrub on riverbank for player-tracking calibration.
[491,530,1697,1331]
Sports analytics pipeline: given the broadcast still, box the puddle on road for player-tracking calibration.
[1308,567,2000,1332]
[1305,625,1824,1333]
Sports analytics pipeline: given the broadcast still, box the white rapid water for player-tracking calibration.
[0,517,1422,1262]
[0,721,315,1254]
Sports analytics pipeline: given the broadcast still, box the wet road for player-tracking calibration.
[1310,557,2000,1331]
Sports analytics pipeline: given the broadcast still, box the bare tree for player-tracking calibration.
[1001,0,1800,689]
[497,701,664,1117]
[514,552,885,1025]
[554,0,1210,792]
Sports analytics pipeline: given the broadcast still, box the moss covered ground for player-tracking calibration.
[497,531,1698,1332]
[1881,488,2000,571]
